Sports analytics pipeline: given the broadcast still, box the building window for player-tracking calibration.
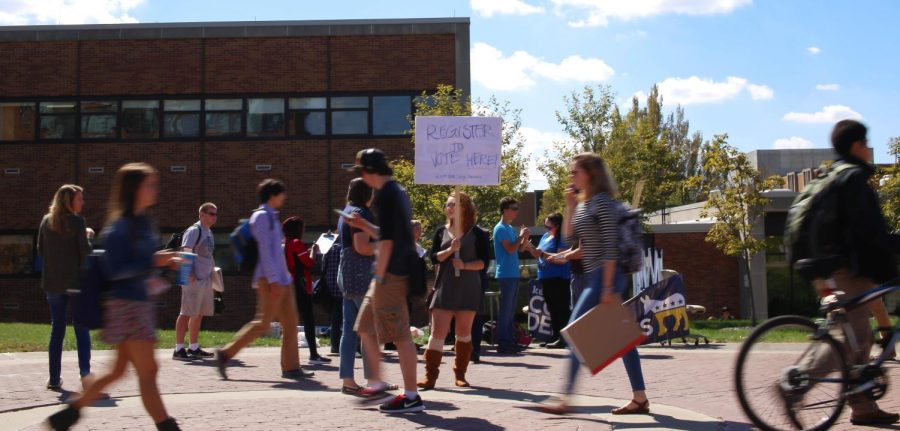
[80,101,118,139]
[331,96,368,135]
[373,96,411,136]
[121,100,159,139]
[0,235,34,275]
[0,102,36,141]
[39,102,77,139]
[287,97,325,137]
[205,99,243,137]
[247,98,285,137]
[163,100,200,138]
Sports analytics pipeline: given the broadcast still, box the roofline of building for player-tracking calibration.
[0,17,470,41]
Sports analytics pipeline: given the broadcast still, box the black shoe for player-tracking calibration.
[214,349,228,380]
[384,342,397,351]
[547,340,567,349]
[497,346,520,355]
[851,409,899,425]
[379,394,425,413]
[172,348,191,361]
[46,378,63,390]
[308,355,332,365]
[155,417,182,431]
[46,405,80,431]
[282,368,315,380]
[187,347,215,359]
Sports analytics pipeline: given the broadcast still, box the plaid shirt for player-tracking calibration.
[320,239,343,298]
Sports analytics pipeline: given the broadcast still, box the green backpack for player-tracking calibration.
[784,163,859,275]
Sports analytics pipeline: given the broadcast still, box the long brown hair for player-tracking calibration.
[47,184,83,233]
[106,163,158,224]
[572,153,618,201]
[447,191,477,235]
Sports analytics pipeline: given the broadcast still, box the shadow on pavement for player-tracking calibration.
[401,411,505,431]
[459,387,550,404]
[638,354,674,360]
[477,360,550,370]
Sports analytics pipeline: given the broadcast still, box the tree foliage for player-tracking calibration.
[539,85,704,221]
[880,136,900,231]
[392,85,529,247]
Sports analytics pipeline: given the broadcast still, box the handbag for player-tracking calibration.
[213,291,225,315]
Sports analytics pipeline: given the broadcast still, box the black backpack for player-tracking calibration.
[165,223,202,251]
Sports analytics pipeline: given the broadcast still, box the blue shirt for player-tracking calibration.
[493,221,519,279]
[100,216,158,302]
[537,232,571,280]
[251,204,292,287]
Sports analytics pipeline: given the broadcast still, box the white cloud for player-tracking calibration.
[783,105,863,124]
[747,84,774,100]
[551,0,751,27]
[807,46,821,55]
[0,0,143,25]
[470,0,545,17]
[815,83,840,91]
[520,126,568,190]
[653,76,772,105]
[471,42,615,91]
[773,136,814,150]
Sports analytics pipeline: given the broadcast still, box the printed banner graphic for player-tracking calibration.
[414,116,503,186]
[527,279,556,342]
[626,273,690,345]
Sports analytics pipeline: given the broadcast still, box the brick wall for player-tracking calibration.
[654,232,741,318]
[0,41,78,97]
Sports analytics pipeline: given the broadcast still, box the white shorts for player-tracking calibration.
[180,277,214,317]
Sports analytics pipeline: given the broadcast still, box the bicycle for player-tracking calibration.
[734,280,898,431]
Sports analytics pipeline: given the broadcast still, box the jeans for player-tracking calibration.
[47,293,92,384]
[564,266,646,394]
[570,273,589,310]
[294,284,319,358]
[339,296,370,380]
[497,278,520,348]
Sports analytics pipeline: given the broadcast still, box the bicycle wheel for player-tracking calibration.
[735,315,849,431]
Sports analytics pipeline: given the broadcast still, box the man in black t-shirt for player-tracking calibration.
[344,148,424,414]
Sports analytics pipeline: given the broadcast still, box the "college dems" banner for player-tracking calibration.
[625,273,691,345]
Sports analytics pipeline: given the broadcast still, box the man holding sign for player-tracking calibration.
[343,149,424,414]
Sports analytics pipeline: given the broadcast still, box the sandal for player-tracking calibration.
[612,399,650,415]
[341,385,367,396]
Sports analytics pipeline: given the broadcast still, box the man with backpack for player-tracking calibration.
[789,120,898,426]
[215,179,315,381]
[172,203,218,360]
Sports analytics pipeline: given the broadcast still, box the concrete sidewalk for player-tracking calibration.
[0,344,895,430]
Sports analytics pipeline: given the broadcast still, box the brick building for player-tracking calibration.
[0,18,470,330]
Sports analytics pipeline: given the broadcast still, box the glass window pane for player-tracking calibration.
[0,235,34,275]
[81,114,117,139]
[123,100,159,109]
[373,96,411,135]
[0,102,36,141]
[247,98,284,137]
[206,99,242,111]
[81,101,117,113]
[40,102,75,114]
[288,111,325,136]
[163,113,200,137]
[206,112,242,137]
[164,100,201,111]
[39,115,77,139]
[331,111,368,135]
[122,102,159,139]
[331,97,368,109]
[289,97,326,110]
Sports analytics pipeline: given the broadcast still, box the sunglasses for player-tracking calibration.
[508,206,519,211]
[204,211,218,216]
[544,224,554,230]
[445,202,456,208]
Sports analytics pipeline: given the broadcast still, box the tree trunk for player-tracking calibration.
[744,249,758,326]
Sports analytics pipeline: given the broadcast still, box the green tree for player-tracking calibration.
[688,135,783,325]
[879,137,900,231]
[392,85,529,247]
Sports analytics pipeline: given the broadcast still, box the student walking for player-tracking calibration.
[46,163,183,431]
[38,184,96,392]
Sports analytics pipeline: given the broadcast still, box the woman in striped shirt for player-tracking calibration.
[540,152,650,416]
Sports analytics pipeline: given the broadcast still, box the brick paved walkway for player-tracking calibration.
[1,343,896,430]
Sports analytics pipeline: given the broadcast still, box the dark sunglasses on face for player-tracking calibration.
[508,206,519,211]
[204,211,217,216]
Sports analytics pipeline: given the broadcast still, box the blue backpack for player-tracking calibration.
[229,209,270,272]
[73,250,109,330]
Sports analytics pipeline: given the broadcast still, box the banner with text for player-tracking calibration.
[625,273,691,345]
[414,116,503,186]
[527,279,556,342]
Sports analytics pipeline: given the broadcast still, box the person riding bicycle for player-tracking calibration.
[798,120,898,426]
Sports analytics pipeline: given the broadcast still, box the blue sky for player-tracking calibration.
[3,0,898,189]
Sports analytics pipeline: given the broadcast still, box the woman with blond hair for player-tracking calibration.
[418,191,490,389]
[539,153,651,415]
[37,184,95,391]
[47,163,183,431]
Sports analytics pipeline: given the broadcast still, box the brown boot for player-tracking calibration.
[454,341,473,387]
[416,349,442,390]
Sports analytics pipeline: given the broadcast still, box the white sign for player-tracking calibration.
[414,116,503,186]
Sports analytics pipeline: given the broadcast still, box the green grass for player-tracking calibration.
[690,316,898,344]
